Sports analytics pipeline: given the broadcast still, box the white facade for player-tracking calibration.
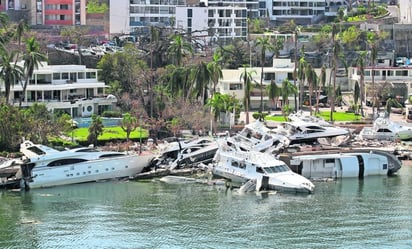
[399,0,412,24]
[109,0,130,35]
[269,0,326,23]
[175,6,209,37]
[175,4,247,44]
[0,62,117,117]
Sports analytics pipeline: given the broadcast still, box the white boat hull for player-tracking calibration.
[25,154,153,189]
[212,162,314,194]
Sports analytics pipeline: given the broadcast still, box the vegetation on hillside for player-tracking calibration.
[0,4,400,152]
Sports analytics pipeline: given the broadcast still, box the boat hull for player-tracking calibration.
[24,154,153,189]
[212,166,314,194]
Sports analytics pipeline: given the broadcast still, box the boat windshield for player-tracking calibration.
[263,164,290,174]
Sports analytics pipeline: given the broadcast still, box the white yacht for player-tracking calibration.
[286,152,391,179]
[271,121,350,145]
[211,140,315,194]
[359,117,412,141]
[19,140,154,189]
[153,137,217,167]
[288,111,333,127]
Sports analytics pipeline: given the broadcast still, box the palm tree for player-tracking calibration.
[240,66,256,124]
[207,52,223,96]
[297,52,307,109]
[356,51,367,117]
[192,61,211,105]
[255,36,274,116]
[266,79,281,111]
[13,19,28,59]
[293,25,300,112]
[330,24,339,122]
[281,78,298,119]
[370,43,378,116]
[20,37,47,108]
[305,64,317,115]
[121,112,138,143]
[0,49,23,103]
[87,114,104,146]
[273,37,284,58]
[354,81,360,115]
[316,64,327,114]
[167,34,193,66]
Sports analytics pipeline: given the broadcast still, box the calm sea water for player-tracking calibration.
[1,165,412,249]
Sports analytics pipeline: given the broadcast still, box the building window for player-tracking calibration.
[60,4,69,10]
[86,72,96,79]
[187,9,192,17]
[229,83,242,90]
[264,73,276,80]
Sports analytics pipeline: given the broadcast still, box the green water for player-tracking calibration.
[0,166,411,249]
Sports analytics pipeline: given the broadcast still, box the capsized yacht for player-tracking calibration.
[211,140,315,194]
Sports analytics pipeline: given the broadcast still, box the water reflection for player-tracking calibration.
[0,166,411,249]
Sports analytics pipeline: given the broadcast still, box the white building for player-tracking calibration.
[175,2,248,45]
[0,62,117,118]
[399,0,412,24]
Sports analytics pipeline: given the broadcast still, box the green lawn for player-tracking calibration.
[265,111,363,122]
[70,126,149,142]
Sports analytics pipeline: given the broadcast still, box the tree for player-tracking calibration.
[356,51,367,117]
[273,37,284,58]
[207,52,223,96]
[316,64,327,114]
[192,61,211,105]
[20,37,47,107]
[167,34,193,66]
[240,66,256,124]
[266,80,281,111]
[330,24,339,122]
[305,63,317,115]
[385,98,402,118]
[0,49,23,103]
[354,81,360,115]
[121,113,138,142]
[87,114,104,146]
[255,36,274,115]
[297,49,307,109]
[281,78,298,119]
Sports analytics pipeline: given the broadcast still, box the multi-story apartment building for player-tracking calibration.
[110,0,187,35]
[268,0,326,24]
[175,0,248,45]
[1,0,87,26]
[0,62,117,117]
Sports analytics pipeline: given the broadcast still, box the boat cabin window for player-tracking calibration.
[239,162,246,169]
[264,165,290,173]
[256,166,264,174]
[47,158,88,166]
[383,163,388,170]
[232,161,239,167]
[99,153,124,158]
[75,148,99,152]
[26,146,46,155]
[377,128,391,133]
